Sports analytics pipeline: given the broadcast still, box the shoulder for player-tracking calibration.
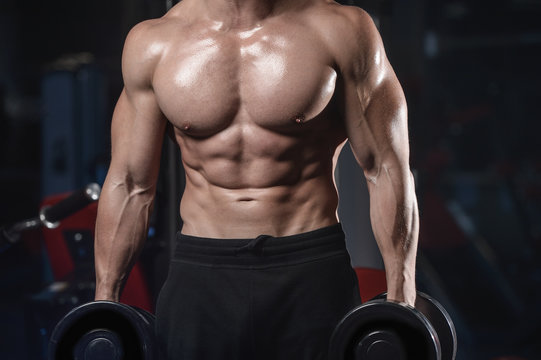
[122,15,178,67]
[121,19,165,90]
[124,18,164,48]
[123,0,189,52]
[121,11,186,89]
[308,3,384,77]
[308,3,379,44]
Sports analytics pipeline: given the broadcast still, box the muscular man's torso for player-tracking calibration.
[147,1,359,238]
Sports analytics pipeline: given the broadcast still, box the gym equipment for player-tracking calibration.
[329,292,457,360]
[40,183,101,229]
[48,301,158,360]
[353,267,387,301]
[0,183,101,252]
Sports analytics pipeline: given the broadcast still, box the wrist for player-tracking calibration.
[385,272,416,306]
[386,287,416,307]
[95,291,120,302]
[94,281,121,302]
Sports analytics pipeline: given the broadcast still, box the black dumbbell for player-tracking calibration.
[329,292,457,360]
[48,301,159,360]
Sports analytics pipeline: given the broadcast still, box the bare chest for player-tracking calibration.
[152,25,337,137]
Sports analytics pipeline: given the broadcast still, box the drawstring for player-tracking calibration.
[235,235,272,255]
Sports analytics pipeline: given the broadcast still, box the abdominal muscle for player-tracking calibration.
[179,176,339,239]
[176,121,343,239]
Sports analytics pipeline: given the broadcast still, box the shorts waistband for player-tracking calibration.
[173,223,348,268]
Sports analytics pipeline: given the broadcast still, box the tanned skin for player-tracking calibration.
[94,0,419,306]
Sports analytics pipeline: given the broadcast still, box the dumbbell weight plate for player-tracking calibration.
[373,292,457,360]
[355,328,408,360]
[72,329,124,360]
[414,293,457,360]
[329,299,441,360]
[48,301,157,360]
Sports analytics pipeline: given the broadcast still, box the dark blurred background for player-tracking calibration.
[1,0,540,359]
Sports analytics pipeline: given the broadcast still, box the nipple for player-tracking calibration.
[182,123,191,131]
[294,114,305,124]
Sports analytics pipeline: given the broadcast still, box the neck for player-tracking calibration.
[201,0,285,29]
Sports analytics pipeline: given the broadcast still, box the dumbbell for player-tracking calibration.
[48,301,159,360]
[329,292,457,360]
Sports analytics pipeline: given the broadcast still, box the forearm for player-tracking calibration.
[94,176,155,301]
[367,164,419,306]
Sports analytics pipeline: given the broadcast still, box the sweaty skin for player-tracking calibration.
[94,0,419,306]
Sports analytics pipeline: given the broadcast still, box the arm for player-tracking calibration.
[95,21,167,301]
[341,10,419,306]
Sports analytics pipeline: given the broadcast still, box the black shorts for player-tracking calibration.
[155,224,361,360]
